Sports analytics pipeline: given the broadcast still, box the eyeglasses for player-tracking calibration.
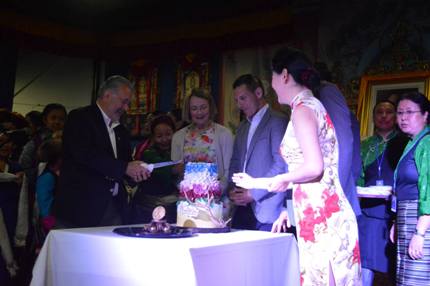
[396,110,421,116]
[190,105,209,112]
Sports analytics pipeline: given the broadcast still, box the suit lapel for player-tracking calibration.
[240,122,250,167]
[114,126,127,160]
[245,109,271,167]
[92,105,116,158]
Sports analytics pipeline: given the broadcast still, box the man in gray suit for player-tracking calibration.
[228,74,288,231]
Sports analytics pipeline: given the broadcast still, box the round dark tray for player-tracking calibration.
[113,226,195,238]
[175,226,231,233]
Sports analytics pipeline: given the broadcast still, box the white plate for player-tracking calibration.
[0,172,18,182]
[357,185,392,199]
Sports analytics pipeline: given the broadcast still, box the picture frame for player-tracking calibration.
[357,70,430,138]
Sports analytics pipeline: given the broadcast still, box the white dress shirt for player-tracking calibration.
[243,104,269,171]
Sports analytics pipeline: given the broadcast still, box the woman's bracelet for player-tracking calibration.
[415,228,426,238]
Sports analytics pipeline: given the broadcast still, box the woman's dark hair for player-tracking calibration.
[41,103,67,122]
[398,91,430,124]
[272,47,321,92]
[386,132,409,170]
[150,114,176,135]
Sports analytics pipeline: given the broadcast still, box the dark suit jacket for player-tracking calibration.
[318,82,362,216]
[55,105,132,227]
[228,108,289,224]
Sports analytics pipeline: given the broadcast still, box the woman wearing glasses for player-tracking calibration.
[390,91,430,285]
[358,100,408,286]
[171,88,234,193]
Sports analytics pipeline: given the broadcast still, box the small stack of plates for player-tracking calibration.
[356,185,392,199]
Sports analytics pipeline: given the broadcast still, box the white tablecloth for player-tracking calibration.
[30,227,299,286]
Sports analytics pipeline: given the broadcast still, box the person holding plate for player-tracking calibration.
[357,100,408,285]
[390,91,430,285]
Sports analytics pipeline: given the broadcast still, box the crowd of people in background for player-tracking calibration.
[0,105,67,285]
[1,46,430,286]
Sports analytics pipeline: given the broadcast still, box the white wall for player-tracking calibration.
[13,49,94,115]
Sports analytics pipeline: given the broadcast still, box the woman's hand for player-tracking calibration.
[389,223,396,244]
[409,234,425,260]
[268,174,291,192]
[232,173,255,189]
[271,210,291,233]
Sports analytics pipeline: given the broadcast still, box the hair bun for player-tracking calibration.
[299,68,320,90]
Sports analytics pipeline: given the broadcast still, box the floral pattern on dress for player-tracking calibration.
[280,90,361,286]
[183,123,217,163]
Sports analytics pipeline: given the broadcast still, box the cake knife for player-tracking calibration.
[140,160,182,172]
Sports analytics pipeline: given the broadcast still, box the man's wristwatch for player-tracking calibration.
[415,229,426,238]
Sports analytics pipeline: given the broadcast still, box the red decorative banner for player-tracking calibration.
[129,59,158,113]
[127,59,158,137]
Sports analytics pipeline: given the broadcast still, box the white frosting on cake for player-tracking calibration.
[179,162,221,199]
[177,162,224,228]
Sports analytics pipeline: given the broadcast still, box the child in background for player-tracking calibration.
[131,115,179,223]
[35,139,62,234]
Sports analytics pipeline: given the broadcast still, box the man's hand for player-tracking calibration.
[126,161,151,182]
[172,162,184,176]
[229,187,253,206]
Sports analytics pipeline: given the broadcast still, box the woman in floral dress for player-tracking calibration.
[233,47,361,285]
[171,88,234,193]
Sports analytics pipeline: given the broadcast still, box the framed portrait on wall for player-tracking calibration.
[357,70,430,138]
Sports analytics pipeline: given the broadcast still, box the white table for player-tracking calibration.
[30,227,299,286]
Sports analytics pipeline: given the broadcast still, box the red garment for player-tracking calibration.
[134,139,151,160]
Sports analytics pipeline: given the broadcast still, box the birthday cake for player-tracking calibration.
[176,162,225,228]
[357,185,392,198]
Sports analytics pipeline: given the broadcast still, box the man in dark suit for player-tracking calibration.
[314,61,362,217]
[318,82,361,217]
[55,75,150,228]
[228,74,288,231]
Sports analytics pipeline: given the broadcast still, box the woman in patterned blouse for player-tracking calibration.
[171,88,234,194]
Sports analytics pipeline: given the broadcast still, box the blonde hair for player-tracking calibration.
[182,88,218,123]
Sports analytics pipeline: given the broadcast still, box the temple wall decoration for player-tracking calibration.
[125,59,158,137]
[175,53,209,108]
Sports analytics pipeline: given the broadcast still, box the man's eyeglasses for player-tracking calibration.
[396,110,421,116]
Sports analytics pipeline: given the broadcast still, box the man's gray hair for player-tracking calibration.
[97,75,134,98]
